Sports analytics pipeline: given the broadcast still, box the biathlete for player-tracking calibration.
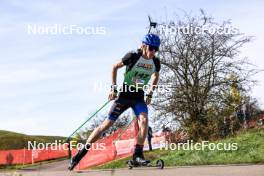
[69,34,161,170]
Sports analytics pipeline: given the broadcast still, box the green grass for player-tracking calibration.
[0,130,66,150]
[93,128,264,169]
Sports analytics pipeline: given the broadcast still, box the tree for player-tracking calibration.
[152,10,259,140]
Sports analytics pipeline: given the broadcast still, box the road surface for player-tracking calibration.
[0,160,263,176]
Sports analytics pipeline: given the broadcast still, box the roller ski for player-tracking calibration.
[127,154,164,169]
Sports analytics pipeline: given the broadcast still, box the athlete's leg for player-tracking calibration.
[86,119,114,144]
[136,112,149,145]
[87,97,131,143]
[68,119,115,171]
[68,98,129,170]
[132,101,149,165]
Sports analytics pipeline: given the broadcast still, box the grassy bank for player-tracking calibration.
[0,130,66,150]
[93,128,264,169]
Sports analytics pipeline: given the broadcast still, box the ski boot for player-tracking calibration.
[68,144,90,171]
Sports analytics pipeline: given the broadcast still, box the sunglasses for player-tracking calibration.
[148,45,159,52]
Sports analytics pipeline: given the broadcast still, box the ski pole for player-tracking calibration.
[66,100,111,142]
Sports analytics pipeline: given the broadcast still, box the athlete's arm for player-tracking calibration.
[149,72,159,94]
[109,60,124,100]
[112,60,124,85]
[145,72,159,105]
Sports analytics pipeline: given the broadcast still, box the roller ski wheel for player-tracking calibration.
[127,160,134,169]
[156,159,164,169]
[126,159,164,169]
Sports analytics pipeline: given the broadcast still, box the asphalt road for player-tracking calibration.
[0,160,263,176]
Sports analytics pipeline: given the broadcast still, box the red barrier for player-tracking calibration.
[0,147,68,165]
[76,120,138,170]
[76,120,166,170]
[0,149,32,165]
[31,147,68,163]
[0,120,166,169]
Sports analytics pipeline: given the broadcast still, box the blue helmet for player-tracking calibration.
[142,34,160,47]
